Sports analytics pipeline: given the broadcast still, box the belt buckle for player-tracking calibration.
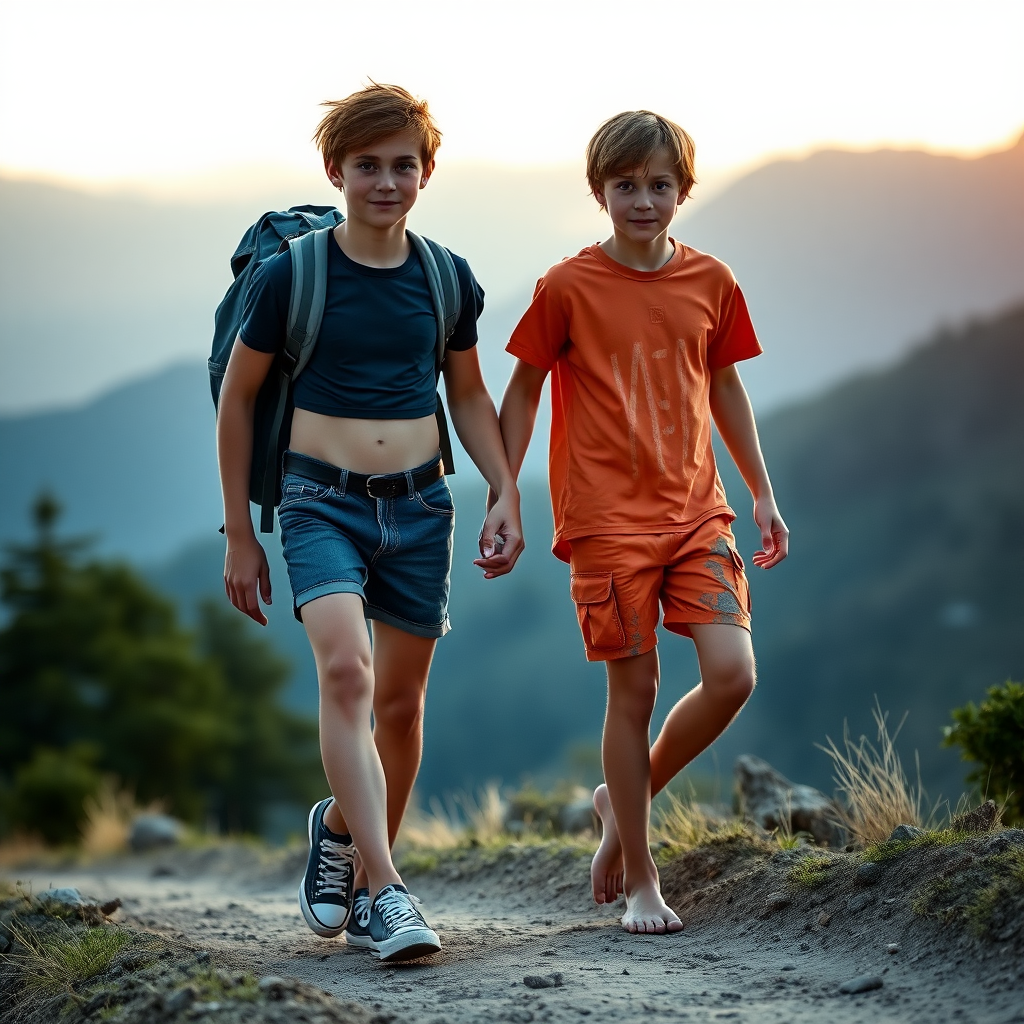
[366,474,398,499]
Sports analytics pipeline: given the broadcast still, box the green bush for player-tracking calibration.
[944,680,1024,824]
[8,746,103,845]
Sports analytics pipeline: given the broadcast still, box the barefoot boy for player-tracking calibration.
[497,111,788,933]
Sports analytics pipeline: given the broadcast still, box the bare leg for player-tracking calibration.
[592,624,755,903]
[601,649,682,934]
[302,593,402,900]
[351,620,435,890]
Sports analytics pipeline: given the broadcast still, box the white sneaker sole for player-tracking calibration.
[345,930,378,950]
[372,927,441,962]
[298,802,349,937]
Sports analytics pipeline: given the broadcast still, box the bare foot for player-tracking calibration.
[620,881,683,935]
[591,784,624,904]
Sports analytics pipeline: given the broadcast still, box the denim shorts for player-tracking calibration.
[277,451,455,637]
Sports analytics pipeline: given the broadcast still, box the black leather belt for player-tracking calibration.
[282,451,443,499]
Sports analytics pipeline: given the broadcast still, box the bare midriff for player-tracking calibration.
[289,408,440,475]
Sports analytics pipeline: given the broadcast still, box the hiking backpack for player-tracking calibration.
[209,204,462,533]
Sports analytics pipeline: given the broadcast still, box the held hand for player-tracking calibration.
[473,495,525,578]
[224,534,272,625]
[751,496,789,570]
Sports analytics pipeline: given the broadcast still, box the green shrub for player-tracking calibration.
[7,746,103,844]
[944,680,1024,824]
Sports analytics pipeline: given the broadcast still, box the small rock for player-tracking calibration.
[781,964,795,971]
[523,973,564,989]
[847,893,874,914]
[817,911,832,927]
[163,986,196,1013]
[41,887,85,908]
[856,861,883,886]
[762,892,791,916]
[99,898,122,917]
[950,799,999,835]
[130,813,185,852]
[622,969,629,975]
[560,797,598,834]
[151,865,176,878]
[195,950,211,964]
[838,974,883,994]
[888,823,925,843]
[886,943,899,954]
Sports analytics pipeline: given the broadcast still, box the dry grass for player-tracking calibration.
[0,833,48,869]
[820,702,936,846]
[398,783,507,850]
[80,781,141,857]
[653,790,748,854]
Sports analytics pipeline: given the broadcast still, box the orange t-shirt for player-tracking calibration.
[507,240,762,563]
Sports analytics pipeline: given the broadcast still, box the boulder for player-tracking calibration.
[734,755,846,847]
[129,813,184,852]
[950,799,1000,835]
[559,796,598,834]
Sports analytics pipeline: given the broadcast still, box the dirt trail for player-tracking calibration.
[10,838,1024,1024]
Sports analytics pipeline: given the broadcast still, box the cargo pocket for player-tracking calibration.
[570,572,625,651]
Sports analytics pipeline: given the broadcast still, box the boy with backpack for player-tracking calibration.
[497,111,789,933]
[215,84,523,961]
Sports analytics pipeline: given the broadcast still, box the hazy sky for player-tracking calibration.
[2,0,1023,192]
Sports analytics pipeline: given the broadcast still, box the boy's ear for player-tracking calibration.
[325,156,343,190]
[419,158,436,189]
[593,187,607,211]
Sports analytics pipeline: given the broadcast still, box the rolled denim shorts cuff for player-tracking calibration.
[365,603,450,639]
[294,579,366,620]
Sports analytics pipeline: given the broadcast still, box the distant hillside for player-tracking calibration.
[3,134,1023,413]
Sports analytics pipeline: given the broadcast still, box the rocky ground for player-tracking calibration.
[3,824,1023,1024]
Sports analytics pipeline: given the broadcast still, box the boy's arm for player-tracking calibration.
[498,359,548,481]
[217,338,276,623]
[709,363,789,569]
[442,347,524,578]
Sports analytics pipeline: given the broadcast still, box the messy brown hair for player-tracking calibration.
[586,111,697,206]
[314,83,442,169]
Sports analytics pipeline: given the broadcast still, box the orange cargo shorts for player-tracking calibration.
[567,515,751,662]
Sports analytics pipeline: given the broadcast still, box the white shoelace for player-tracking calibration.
[315,837,355,898]
[376,888,426,933]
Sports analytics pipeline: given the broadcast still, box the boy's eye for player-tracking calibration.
[396,163,416,172]
[357,162,376,172]
[615,182,634,191]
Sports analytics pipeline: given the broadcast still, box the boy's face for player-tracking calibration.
[326,130,433,229]
[595,147,686,244]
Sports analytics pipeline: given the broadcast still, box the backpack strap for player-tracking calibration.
[257,226,331,533]
[408,233,462,475]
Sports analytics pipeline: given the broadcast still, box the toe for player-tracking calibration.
[667,918,684,933]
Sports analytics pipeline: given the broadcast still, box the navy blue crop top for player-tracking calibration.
[239,232,483,419]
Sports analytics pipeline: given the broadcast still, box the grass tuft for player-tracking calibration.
[862,825,969,863]
[653,790,752,862]
[788,853,839,887]
[3,920,133,995]
[820,702,935,846]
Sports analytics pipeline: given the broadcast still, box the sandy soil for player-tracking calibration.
[9,834,1024,1024]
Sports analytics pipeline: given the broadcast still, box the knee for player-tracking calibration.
[707,659,755,710]
[374,687,426,737]
[319,650,373,716]
[609,673,659,725]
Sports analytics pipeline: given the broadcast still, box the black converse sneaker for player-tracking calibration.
[344,888,375,950]
[368,884,441,962]
[298,799,355,937]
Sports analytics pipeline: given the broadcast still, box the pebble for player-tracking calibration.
[524,973,564,989]
[887,943,900,954]
[856,861,883,886]
[847,893,874,914]
[763,892,791,915]
[839,974,884,994]
[888,823,926,843]
[41,887,85,907]
[817,911,832,927]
